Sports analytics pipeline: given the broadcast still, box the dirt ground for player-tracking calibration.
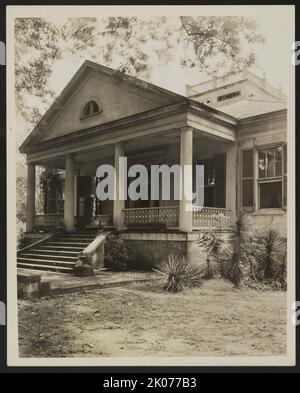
[18,279,287,357]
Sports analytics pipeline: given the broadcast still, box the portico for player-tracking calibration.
[21,60,237,235]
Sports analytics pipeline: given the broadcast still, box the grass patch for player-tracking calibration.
[18,279,287,358]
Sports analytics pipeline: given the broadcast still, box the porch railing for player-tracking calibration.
[192,207,231,229]
[123,206,179,228]
[34,213,64,229]
[123,206,231,230]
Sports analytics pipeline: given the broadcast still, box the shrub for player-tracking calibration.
[153,253,202,293]
[17,230,27,250]
[197,232,223,279]
[242,230,287,291]
[104,234,132,271]
[257,229,283,280]
[273,250,287,290]
[220,247,244,288]
[220,210,249,288]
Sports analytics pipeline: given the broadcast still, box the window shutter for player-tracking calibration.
[242,150,254,209]
[214,153,226,208]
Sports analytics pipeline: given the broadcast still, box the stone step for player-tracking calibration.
[57,237,95,242]
[17,262,73,273]
[48,241,90,247]
[17,257,75,268]
[21,253,78,261]
[30,248,79,256]
[40,245,84,251]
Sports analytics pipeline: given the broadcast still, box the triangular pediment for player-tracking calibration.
[20,61,184,150]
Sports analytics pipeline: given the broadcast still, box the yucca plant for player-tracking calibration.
[154,253,202,293]
[197,232,223,279]
[223,209,249,288]
[274,250,287,290]
[259,229,283,280]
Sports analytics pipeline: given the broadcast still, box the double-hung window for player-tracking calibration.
[258,145,285,209]
[241,144,287,210]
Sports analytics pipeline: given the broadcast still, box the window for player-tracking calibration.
[217,90,241,102]
[242,150,254,208]
[81,100,100,118]
[258,145,286,209]
[198,158,215,207]
[197,154,226,208]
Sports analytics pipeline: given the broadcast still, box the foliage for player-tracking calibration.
[197,231,223,279]
[180,16,264,74]
[274,250,287,290]
[16,175,27,223]
[154,253,202,293]
[39,168,63,214]
[257,229,283,280]
[17,229,27,250]
[221,210,250,288]
[239,230,287,291]
[15,16,265,126]
[104,234,132,271]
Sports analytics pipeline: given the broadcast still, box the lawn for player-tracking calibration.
[18,279,287,357]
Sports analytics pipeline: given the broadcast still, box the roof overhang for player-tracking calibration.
[23,101,237,164]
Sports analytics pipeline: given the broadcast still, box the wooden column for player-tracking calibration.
[26,163,36,232]
[225,143,237,212]
[113,142,125,231]
[179,127,193,232]
[64,154,75,231]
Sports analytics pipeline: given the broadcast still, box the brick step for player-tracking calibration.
[21,253,78,261]
[17,257,75,268]
[17,262,73,273]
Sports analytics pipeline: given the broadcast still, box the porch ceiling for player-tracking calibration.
[33,129,229,170]
[24,100,236,166]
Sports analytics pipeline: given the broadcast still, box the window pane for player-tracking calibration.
[242,179,253,207]
[242,150,253,178]
[275,146,282,176]
[266,149,275,177]
[258,150,266,178]
[260,181,282,208]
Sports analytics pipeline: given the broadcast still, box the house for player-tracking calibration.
[19,61,287,270]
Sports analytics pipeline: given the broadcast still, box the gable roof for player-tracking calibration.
[20,60,187,152]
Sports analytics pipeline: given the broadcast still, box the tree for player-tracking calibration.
[15,16,265,126]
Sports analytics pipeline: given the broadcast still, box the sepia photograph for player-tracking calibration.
[6,5,295,367]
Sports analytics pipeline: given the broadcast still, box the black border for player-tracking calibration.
[0,0,299,374]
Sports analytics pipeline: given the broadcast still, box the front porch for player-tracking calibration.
[32,206,232,232]
[22,97,238,236]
